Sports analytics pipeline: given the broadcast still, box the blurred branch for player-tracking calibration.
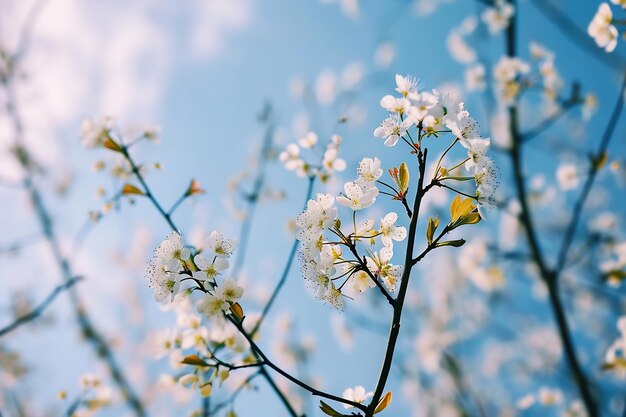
[250,175,315,337]
[210,370,261,415]
[555,73,626,272]
[2,48,147,417]
[504,2,601,415]
[0,276,81,338]
[232,104,276,277]
[0,231,42,255]
[520,97,580,144]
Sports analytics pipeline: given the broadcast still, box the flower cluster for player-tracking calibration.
[146,231,242,316]
[80,116,115,148]
[481,0,515,34]
[493,56,530,105]
[278,131,346,182]
[295,159,406,310]
[588,2,621,53]
[145,231,252,398]
[373,76,498,213]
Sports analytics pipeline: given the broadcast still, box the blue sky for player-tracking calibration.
[2,0,626,416]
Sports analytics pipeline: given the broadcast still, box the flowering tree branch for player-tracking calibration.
[119,142,306,416]
[365,147,428,417]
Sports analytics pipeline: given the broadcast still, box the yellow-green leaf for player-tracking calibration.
[103,137,123,153]
[122,183,144,196]
[181,354,209,367]
[450,195,480,228]
[231,302,244,321]
[319,401,345,417]
[374,391,392,414]
[398,162,409,193]
[426,216,439,245]
[436,239,466,248]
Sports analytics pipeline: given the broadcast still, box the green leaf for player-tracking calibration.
[319,401,346,417]
[426,216,439,245]
[398,162,409,193]
[436,239,466,248]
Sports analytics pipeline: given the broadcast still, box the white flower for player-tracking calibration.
[366,247,402,292]
[474,158,498,198]
[336,181,379,210]
[80,116,114,148]
[197,293,229,318]
[296,193,338,237]
[380,95,411,115]
[206,231,238,258]
[342,386,373,409]
[216,278,244,302]
[538,387,563,406]
[465,64,486,92]
[493,56,530,104]
[322,284,345,311]
[279,144,303,171]
[374,116,413,147]
[395,74,419,97]
[447,29,476,64]
[146,232,189,303]
[298,132,318,148]
[357,157,383,183]
[379,212,407,248]
[193,254,229,283]
[588,3,619,53]
[556,163,579,190]
[322,147,347,173]
[443,104,481,142]
[516,394,536,410]
[319,244,342,269]
[156,232,190,261]
[375,42,396,69]
[481,0,515,34]
[407,91,439,122]
[464,138,491,172]
[146,257,182,304]
[493,56,530,82]
[351,270,376,293]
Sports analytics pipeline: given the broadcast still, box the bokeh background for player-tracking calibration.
[1,0,626,416]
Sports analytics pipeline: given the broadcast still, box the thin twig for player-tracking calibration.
[555,73,626,272]
[0,277,81,338]
[250,175,315,337]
